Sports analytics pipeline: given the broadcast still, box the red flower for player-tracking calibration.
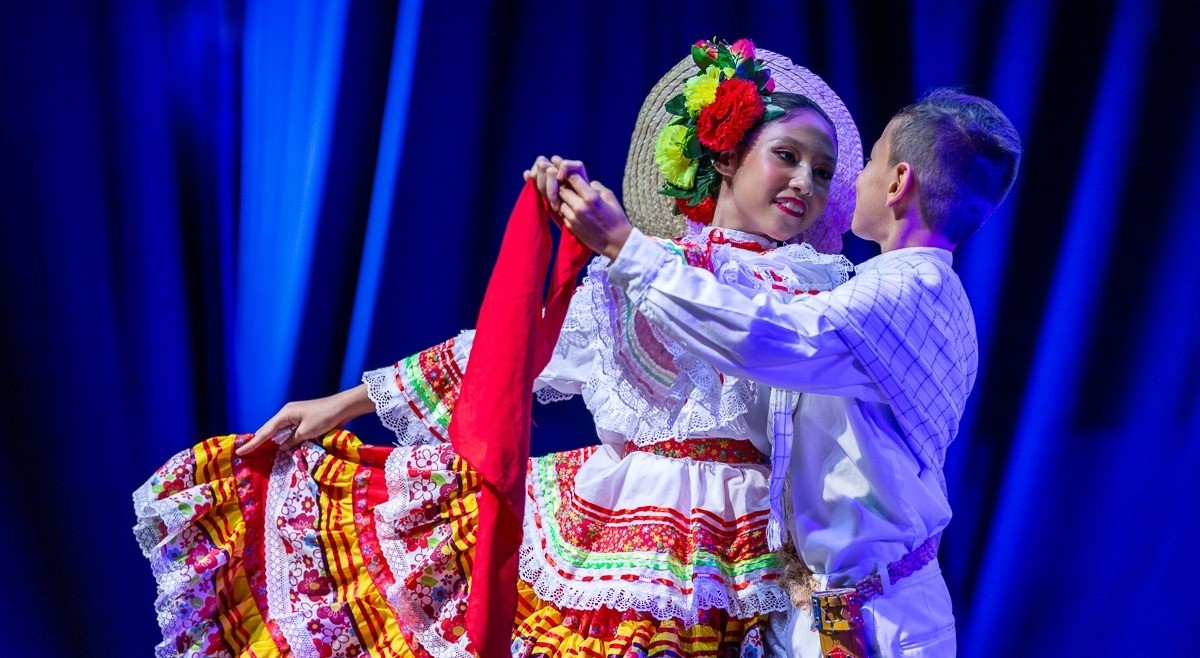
[675,196,716,224]
[696,78,764,151]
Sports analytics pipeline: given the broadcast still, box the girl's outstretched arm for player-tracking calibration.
[235,384,376,455]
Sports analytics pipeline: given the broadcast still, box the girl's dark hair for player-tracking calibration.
[766,92,834,132]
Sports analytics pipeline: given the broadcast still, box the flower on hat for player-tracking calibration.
[729,39,756,61]
[654,38,785,218]
[696,78,764,151]
[654,124,698,189]
[675,195,717,224]
[682,67,721,115]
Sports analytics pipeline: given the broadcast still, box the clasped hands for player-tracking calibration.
[523,155,632,261]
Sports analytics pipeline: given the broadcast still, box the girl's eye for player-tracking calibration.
[775,150,796,163]
[815,167,834,181]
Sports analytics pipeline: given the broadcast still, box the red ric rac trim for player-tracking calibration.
[707,229,769,252]
[672,229,773,278]
[535,448,776,577]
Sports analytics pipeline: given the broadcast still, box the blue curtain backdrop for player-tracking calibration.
[2,1,1198,655]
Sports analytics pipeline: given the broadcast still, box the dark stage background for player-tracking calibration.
[2,0,1199,655]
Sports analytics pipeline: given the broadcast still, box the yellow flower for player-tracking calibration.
[683,68,721,115]
[654,124,698,189]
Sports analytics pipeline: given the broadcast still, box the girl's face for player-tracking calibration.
[712,108,838,242]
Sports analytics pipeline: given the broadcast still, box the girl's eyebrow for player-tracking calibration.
[774,135,837,162]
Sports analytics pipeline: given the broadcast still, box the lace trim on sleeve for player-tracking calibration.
[533,283,597,405]
[361,330,475,446]
[535,387,577,405]
[363,365,439,445]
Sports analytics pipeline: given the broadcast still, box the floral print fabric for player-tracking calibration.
[135,432,769,657]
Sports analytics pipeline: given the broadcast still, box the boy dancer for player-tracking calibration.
[556,89,1021,657]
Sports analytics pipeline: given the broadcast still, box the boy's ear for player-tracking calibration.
[885,162,916,209]
[713,148,740,178]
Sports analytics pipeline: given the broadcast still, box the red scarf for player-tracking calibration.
[448,181,591,656]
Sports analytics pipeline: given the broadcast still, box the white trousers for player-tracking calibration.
[764,560,956,658]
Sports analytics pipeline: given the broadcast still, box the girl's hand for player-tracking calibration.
[557,174,632,260]
[235,384,374,455]
[523,155,588,214]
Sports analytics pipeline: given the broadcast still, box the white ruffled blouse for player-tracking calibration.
[363,226,853,623]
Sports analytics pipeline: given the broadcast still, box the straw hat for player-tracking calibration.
[622,49,862,255]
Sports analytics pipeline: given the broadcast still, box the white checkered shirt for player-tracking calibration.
[609,229,977,580]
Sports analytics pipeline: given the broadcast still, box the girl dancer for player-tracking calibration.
[135,38,861,657]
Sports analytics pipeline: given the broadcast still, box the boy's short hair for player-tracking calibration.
[889,89,1022,243]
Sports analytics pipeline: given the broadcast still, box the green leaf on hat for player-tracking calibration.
[763,104,785,122]
[658,184,694,199]
[694,166,717,197]
[665,93,688,117]
[692,45,712,70]
[683,133,703,159]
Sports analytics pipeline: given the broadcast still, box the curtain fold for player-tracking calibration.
[944,0,1056,594]
[234,0,350,429]
[967,0,1161,653]
[339,0,425,389]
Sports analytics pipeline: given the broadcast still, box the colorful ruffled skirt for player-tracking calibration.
[134,431,780,657]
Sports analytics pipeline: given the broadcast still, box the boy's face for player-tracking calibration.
[850,119,896,241]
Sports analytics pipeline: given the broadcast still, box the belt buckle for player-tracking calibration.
[811,587,864,632]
